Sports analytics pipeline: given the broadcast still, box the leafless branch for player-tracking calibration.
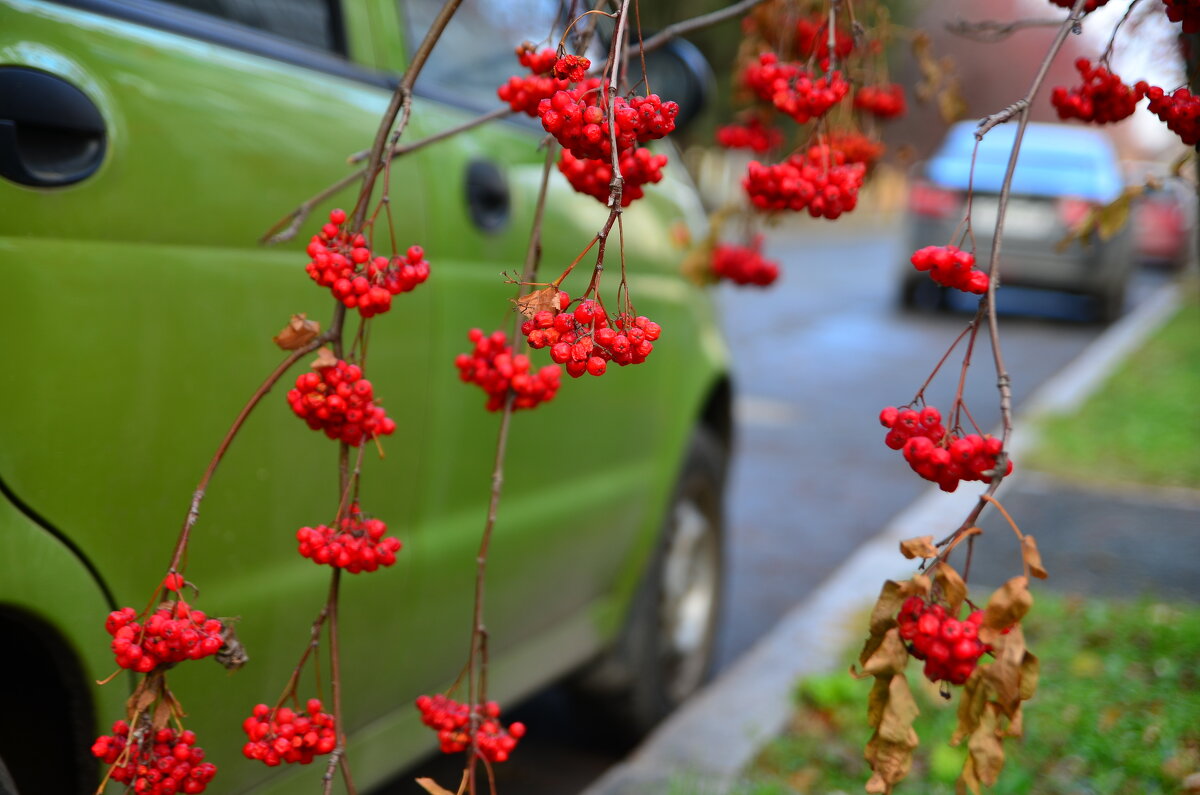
[945,17,1065,43]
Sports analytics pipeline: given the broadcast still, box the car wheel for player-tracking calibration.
[575,427,726,735]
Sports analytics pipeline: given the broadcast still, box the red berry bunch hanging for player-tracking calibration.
[827,131,885,167]
[1051,59,1145,124]
[715,116,783,153]
[553,53,591,82]
[521,300,661,378]
[711,236,780,286]
[415,695,527,764]
[106,601,224,673]
[743,146,866,219]
[1048,0,1110,11]
[794,15,854,65]
[305,210,430,319]
[455,328,562,411]
[1139,83,1200,145]
[879,405,1013,492]
[286,358,396,446]
[242,700,337,766]
[557,147,668,206]
[1163,0,1200,32]
[537,85,678,161]
[896,597,988,685]
[92,722,217,794]
[296,503,402,574]
[854,83,906,119]
[910,245,989,294]
[496,44,570,116]
[742,53,848,124]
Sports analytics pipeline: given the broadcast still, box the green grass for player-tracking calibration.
[735,594,1200,795]
[1027,288,1200,489]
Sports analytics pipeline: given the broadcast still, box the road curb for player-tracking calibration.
[580,282,1183,795]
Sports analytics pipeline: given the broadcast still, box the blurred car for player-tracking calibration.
[0,1,728,793]
[900,121,1133,321]
[1126,162,1197,270]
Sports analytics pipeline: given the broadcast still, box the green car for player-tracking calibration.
[0,0,730,792]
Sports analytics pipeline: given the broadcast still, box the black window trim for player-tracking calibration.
[50,0,396,89]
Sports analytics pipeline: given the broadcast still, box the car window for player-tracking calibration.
[400,0,564,111]
[152,0,344,53]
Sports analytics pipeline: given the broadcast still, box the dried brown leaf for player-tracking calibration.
[272,313,320,350]
[153,696,175,730]
[856,628,911,679]
[979,577,1031,643]
[879,673,920,743]
[126,677,159,718]
[1019,650,1040,702]
[934,561,967,616]
[1021,535,1048,579]
[952,665,988,745]
[937,78,968,123]
[415,778,458,795]
[513,286,566,319]
[1171,151,1195,177]
[310,346,338,370]
[866,676,891,728]
[963,704,1005,788]
[1097,193,1133,240]
[900,535,938,559]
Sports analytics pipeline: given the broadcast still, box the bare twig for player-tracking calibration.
[945,17,1065,43]
[639,0,771,54]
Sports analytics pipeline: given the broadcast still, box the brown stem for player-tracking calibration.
[945,17,1067,43]
[321,568,355,795]
[911,319,975,404]
[166,333,333,575]
[638,0,772,54]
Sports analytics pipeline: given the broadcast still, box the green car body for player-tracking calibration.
[0,1,730,792]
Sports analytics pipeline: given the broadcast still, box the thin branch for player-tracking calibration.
[639,0,771,54]
[945,17,1066,43]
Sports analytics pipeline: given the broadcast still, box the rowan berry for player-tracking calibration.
[456,329,562,410]
[1163,0,1200,32]
[1051,59,1145,124]
[106,600,224,672]
[715,116,783,153]
[522,300,660,377]
[743,145,865,219]
[557,146,668,206]
[285,358,396,446]
[895,598,990,685]
[910,245,989,294]
[415,694,525,764]
[879,404,1013,491]
[92,721,217,794]
[1139,82,1200,145]
[854,83,906,119]
[242,698,337,766]
[711,236,780,286]
[296,503,401,574]
[742,52,848,124]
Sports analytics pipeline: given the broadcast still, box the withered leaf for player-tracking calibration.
[513,286,565,319]
[953,667,988,745]
[866,676,891,728]
[1171,150,1195,177]
[1056,185,1142,252]
[415,777,459,795]
[899,535,938,559]
[963,704,1005,789]
[1021,535,1049,579]
[310,346,338,370]
[979,577,1032,642]
[153,695,175,730]
[1019,650,1040,702]
[272,313,320,350]
[856,627,910,679]
[937,79,968,123]
[878,673,920,744]
[126,678,159,718]
[934,561,967,616]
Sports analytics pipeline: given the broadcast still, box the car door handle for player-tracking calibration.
[466,159,510,232]
[0,67,107,188]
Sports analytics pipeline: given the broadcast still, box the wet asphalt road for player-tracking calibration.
[378,215,1168,794]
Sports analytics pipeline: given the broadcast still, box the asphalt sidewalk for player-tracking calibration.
[582,282,1193,795]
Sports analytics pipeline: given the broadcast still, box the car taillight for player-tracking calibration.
[909,182,960,218]
[1057,196,1094,228]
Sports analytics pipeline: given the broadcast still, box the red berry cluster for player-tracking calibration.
[910,245,989,294]
[742,53,848,124]
[827,131,885,167]
[92,722,217,795]
[854,83,906,119]
[553,53,591,82]
[305,210,430,318]
[242,700,337,766]
[794,15,854,64]
[538,86,678,161]
[296,503,402,573]
[1139,83,1200,145]
[557,147,668,206]
[715,117,783,153]
[106,601,224,673]
[496,45,569,116]
[1049,0,1110,11]
[711,237,780,286]
[286,359,396,446]
[743,146,866,219]
[1051,59,1144,124]
[1163,0,1200,32]
[879,405,1013,492]
[521,300,661,377]
[455,328,562,411]
[896,597,988,685]
[415,695,527,764]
